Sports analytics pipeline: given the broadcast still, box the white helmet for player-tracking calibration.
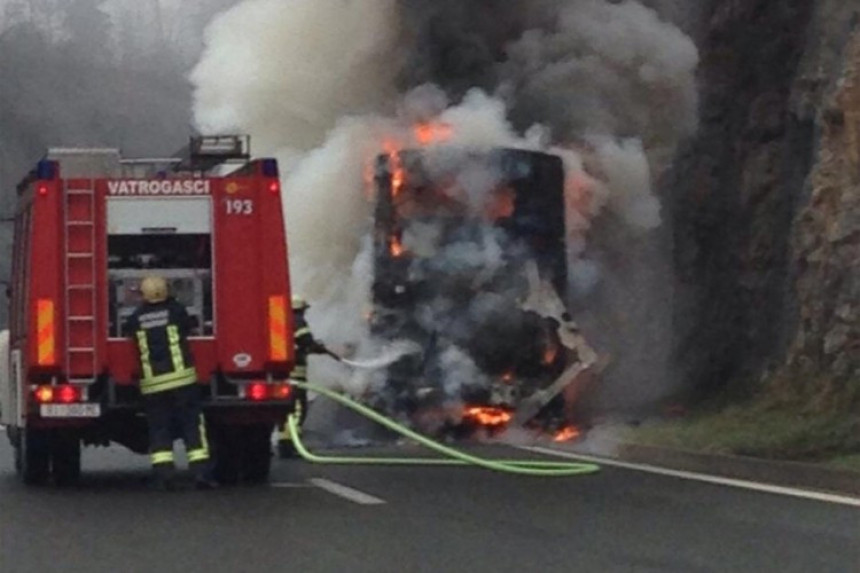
[291,295,309,311]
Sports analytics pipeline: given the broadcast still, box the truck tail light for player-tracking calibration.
[33,384,83,404]
[271,384,292,399]
[245,382,292,401]
[34,386,54,403]
[57,385,81,403]
[36,298,56,366]
[268,295,288,362]
[248,383,268,401]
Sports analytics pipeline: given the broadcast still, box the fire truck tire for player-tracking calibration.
[241,425,272,484]
[51,433,81,486]
[211,424,241,486]
[17,428,50,485]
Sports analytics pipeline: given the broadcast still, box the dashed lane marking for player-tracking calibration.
[518,446,860,508]
[308,478,386,505]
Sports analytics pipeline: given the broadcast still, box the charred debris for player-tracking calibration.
[368,146,597,438]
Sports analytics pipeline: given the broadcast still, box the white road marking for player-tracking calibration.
[269,482,314,489]
[518,445,860,508]
[309,478,386,505]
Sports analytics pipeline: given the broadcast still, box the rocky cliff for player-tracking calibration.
[670,0,859,407]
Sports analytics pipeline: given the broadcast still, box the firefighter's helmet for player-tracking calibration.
[291,295,309,311]
[140,276,169,303]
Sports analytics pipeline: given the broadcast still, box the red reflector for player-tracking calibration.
[248,383,268,401]
[268,181,280,194]
[37,184,48,196]
[272,384,292,399]
[34,386,54,403]
[57,385,79,404]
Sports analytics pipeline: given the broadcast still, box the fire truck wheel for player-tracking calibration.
[241,425,272,484]
[18,428,50,486]
[211,424,241,486]
[51,433,82,486]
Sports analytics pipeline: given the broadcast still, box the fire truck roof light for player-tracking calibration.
[36,159,56,179]
[261,159,279,177]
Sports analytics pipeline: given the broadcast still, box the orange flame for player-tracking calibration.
[414,122,453,145]
[390,154,404,197]
[389,234,405,257]
[382,141,406,198]
[543,344,559,365]
[463,406,512,427]
[485,187,516,221]
[553,426,581,442]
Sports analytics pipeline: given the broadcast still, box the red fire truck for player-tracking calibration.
[0,135,296,486]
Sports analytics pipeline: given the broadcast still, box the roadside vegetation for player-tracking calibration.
[626,375,860,465]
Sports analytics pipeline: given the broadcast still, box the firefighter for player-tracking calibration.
[277,295,338,459]
[126,276,217,490]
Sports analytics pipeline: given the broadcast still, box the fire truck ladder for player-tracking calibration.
[63,181,98,384]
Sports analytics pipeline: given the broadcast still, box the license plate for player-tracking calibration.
[40,403,101,418]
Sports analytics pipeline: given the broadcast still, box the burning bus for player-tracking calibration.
[369,145,597,436]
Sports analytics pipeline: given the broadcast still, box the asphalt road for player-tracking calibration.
[0,434,857,573]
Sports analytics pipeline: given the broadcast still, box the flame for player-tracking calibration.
[543,343,559,365]
[463,406,512,427]
[553,426,581,442]
[382,141,406,198]
[484,186,516,221]
[414,122,453,146]
[389,234,405,257]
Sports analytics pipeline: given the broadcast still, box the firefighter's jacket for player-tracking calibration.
[126,298,197,395]
[291,313,328,382]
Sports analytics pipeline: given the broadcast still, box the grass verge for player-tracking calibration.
[625,403,860,464]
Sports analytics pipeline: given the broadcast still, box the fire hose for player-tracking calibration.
[286,381,600,477]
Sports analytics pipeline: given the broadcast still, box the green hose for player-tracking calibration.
[287,381,599,477]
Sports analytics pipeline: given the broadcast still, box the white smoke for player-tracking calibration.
[191,0,699,411]
[191,0,399,152]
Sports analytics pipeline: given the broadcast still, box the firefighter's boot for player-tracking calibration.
[191,460,218,490]
[150,463,178,491]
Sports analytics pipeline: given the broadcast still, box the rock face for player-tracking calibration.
[788,21,860,393]
[671,0,859,403]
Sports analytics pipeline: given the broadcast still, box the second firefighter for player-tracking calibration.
[277,295,338,459]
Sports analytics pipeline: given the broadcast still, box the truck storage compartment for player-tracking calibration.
[106,196,214,338]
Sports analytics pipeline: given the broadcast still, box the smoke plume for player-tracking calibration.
[191,0,699,415]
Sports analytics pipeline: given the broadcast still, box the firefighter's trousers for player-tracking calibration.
[144,383,211,480]
[278,385,308,443]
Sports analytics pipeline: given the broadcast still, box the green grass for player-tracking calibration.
[626,403,860,463]
[826,454,860,472]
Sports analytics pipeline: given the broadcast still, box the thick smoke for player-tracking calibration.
[191,0,699,415]
[191,0,400,151]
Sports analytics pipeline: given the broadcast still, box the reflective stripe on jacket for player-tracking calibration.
[127,298,197,395]
[291,313,327,381]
